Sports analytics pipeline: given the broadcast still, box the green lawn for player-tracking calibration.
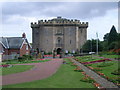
[1,65,34,75]
[87,61,119,78]
[3,58,96,88]
[75,56,102,62]
[74,55,119,84]
[2,59,50,64]
[99,55,119,59]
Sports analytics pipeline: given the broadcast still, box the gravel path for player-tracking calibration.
[70,58,119,90]
[1,59,63,85]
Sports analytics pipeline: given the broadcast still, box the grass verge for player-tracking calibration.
[3,58,96,88]
[1,65,34,75]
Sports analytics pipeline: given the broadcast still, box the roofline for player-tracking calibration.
[5,38,9,48]
[20,38,32,49]
[0,41,7,48]
[20,38,25,49]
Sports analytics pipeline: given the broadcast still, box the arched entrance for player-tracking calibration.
[57,48,62,54]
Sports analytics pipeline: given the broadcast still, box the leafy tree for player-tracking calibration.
[103,33,109,41]
[82,39,103,53]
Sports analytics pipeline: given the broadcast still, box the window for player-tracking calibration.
[57,29,62,34]
[26,52,29,55]
[26,45,28,50]
[57,37,62,44]
[70,40,71,44]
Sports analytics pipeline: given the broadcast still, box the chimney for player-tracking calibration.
[22,33,26,38]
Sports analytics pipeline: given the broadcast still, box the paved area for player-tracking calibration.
[70,58,119,90]
[1,59,63,85]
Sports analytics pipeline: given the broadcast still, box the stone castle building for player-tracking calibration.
[31,17,88,54]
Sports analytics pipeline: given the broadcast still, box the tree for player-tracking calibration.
[103,25,118,50]
[103,33,109,41]
[82,39,103,53]
[108,25,118,44]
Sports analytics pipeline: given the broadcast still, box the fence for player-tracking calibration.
[2,54,19,61]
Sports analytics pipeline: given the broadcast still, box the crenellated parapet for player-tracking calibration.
[31,17,88,28]
[79,22,88,28]
[31,22,39,28]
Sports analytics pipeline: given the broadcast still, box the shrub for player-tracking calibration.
[47,52,52,55]
[80,77,95,83]
[18,57,23,62]
[22,55,33,60]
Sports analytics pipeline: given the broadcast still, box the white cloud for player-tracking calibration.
[1,2,118,43]
[87,8,118,41]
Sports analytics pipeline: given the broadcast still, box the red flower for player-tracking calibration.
[0,64,9,67]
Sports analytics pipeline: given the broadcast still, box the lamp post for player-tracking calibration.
[91,38,93,59]
[96,32,99,55]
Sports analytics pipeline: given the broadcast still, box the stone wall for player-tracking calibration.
[31,17,88,53]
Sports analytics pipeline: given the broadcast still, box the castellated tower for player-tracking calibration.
[31,16,88,54]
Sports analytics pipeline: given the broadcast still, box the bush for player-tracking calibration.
[47,52,52,55]
[44,52,52,55]
[18,57,23,62]
[22,55,33,60]
[80,77,95,83]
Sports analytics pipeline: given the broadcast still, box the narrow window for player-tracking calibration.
[70,40,71,44]
[26,45,28,50]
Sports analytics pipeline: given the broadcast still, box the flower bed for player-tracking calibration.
[81,59,112,65]
[80,71,105,89]
[0,64,11,68]
[87,66,102,71]
[71,63,77,66]
[74,66,83,72]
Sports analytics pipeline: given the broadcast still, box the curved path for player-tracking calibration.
[1,59,63,85]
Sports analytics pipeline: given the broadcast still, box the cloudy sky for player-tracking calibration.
[0,1,119,43]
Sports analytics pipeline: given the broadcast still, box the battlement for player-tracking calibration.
[31,17,88,27]
[79,22,88,28]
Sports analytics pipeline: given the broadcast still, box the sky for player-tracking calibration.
[0,0,119,43]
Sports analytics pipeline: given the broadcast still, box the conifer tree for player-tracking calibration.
[108,25,118,44]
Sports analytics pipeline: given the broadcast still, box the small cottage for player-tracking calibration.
[0,33,31,61]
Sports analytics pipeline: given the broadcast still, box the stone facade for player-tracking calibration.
[31,17,88,54]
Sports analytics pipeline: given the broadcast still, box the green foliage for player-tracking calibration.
[108,78,120,83]
[44,52,52,55]
[82,39,103,53]
[108,25,118,44]
[17,55,33,62]
[103,33,109,41]
[103,25,119,51]
[99,51,116,55]
[80,77,95,83]
[18,57,23,62]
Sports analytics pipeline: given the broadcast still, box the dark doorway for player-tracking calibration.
[57,48,62,54]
